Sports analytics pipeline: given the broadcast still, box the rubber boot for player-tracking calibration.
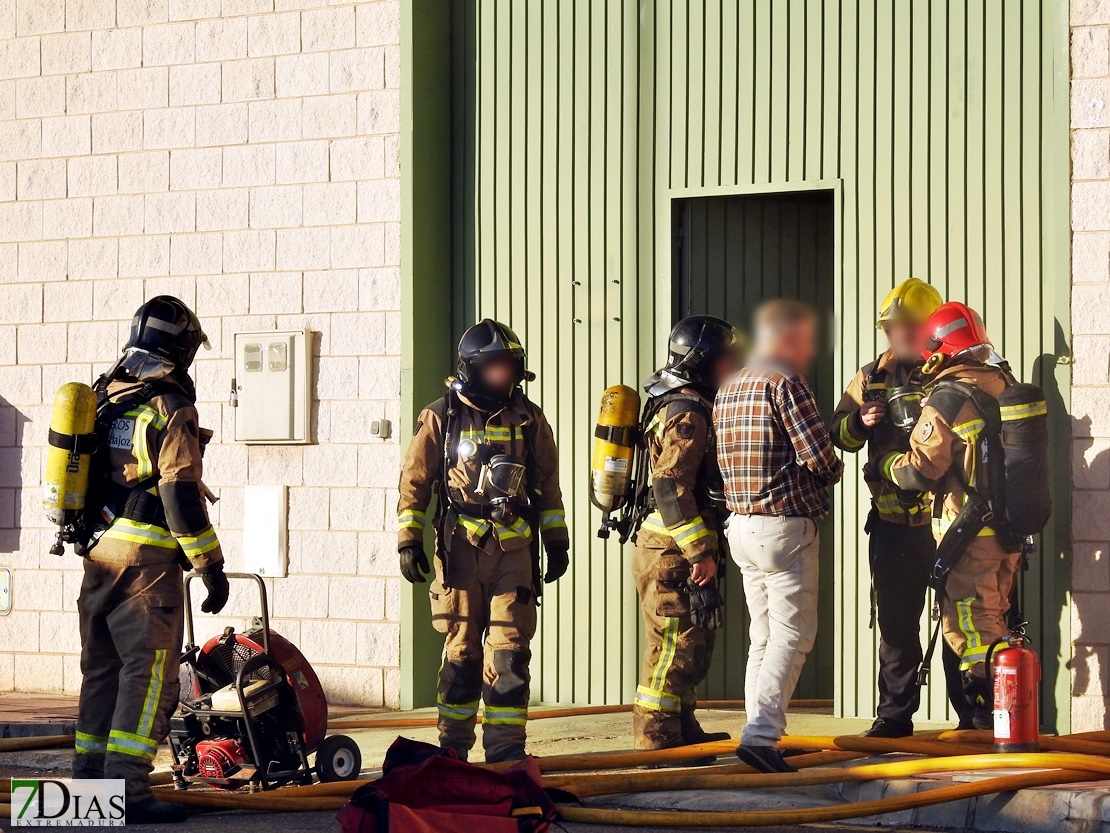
[126,797,188,825]
[484,744,526,764]
[962,671,993,731]
[679,708,731,745]
[441,744,470,763]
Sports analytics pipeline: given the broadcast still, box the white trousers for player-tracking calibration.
[727,513,820,747]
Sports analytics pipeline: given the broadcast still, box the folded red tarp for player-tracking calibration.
[337,737,564,833]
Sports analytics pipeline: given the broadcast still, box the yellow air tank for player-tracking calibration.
[43,382,98,555]
[590,385,641,538]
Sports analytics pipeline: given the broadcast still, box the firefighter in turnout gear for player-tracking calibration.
[72,297,227,825]
[632,316,745,751]
[830,279,970,736]
[877,302,1020,730]
[397,319,569,763]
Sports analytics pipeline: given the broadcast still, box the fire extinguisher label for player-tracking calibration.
[993,709,1011,739]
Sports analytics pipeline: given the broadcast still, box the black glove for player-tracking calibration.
[543,546,569,584]
[687,580,724,631]
[399,545,430,583]
[197,563,229,614]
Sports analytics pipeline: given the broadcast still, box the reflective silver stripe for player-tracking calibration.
[934,317,970,338]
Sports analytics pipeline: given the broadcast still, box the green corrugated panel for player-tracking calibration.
[445,0,1070,728]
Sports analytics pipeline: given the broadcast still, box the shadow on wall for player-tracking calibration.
[1069,410,1110,725]
[0,394,28,557]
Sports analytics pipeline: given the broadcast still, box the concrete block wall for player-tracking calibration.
[0,0,403,706]
[1070,0,1110,730]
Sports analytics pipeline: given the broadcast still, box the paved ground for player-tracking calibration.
[9,703,1110,832]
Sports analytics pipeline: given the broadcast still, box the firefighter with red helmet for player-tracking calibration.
[876,302,1019,729]
[73,297,227,824]
[397,320,569,763]
[830,279,970,736]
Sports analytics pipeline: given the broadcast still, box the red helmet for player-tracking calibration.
[922,302,991,362]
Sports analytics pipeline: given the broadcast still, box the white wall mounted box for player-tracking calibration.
[242,485,288,578]
[233,329,314,444]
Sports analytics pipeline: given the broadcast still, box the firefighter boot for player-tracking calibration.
[126,797,188,825]
[679,706,731,745]
[635,706,715,767]
[963,671,993,731]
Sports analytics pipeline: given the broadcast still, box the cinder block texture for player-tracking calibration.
[0,0,402,707]
[1072,9,1110,730]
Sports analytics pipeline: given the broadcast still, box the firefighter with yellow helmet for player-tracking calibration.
[629,316,744,753]
[70,296,227,824]
[829,279,969,736]
[397,319,569,763]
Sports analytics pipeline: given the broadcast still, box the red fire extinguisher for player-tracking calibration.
[987,625,1041,753]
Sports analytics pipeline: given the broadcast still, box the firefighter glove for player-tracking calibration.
[399,545,430,584]
[688,580,724,631]
[197,563,229,614]
[543,545,569,584]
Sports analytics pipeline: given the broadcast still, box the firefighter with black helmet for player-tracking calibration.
[830,279,971,736]
[397,319,568,763]
[72,296,227,824]
[877,302,1019,730]
[630,315,744,752]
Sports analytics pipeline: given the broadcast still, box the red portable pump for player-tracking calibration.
[986,625,1041,753]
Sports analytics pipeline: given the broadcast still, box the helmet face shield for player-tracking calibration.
[117,347,176,381]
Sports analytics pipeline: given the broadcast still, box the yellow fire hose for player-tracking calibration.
[0,734,74,752]
[556,768,1099,828]
[325,699,831,731]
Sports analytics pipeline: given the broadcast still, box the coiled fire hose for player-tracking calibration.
[5,728,1110,825]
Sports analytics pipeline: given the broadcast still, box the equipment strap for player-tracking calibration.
[47,428,98,455]
[594,424,638,445]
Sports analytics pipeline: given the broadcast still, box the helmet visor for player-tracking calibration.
[117,347,176,381]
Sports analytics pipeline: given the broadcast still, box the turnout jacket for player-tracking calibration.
[92,378,223,570]
[397,390,569,553]
[877,361,1013,552]
[829,350,931,526]
[635,386,722,565]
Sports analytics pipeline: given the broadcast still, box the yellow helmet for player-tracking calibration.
[876,278,943,328]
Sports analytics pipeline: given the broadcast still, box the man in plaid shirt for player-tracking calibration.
[715,300,843,773]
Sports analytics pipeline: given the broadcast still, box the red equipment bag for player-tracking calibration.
[336,737,564,833]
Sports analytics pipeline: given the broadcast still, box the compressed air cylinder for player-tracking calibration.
[43,382,97,529]
[589,384,641,513]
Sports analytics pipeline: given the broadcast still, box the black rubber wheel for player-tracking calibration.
[316,734,361,782]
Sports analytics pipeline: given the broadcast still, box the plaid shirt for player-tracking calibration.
[714,360,844,520]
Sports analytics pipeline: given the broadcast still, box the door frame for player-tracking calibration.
[660,179,847,706]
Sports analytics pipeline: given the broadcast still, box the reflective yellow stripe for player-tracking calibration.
[952,418,985,441]
[648,621,679,706]
[880,452,903,482]
[108,729,158,760]
[457,515,491,537]
[459,426,514,443]
[932,516,995,537]
[437,696,480,721]
[137,649,167,737]
[482,705,528,726]
[955,598,985,670]
[1000,401,1046,420]
[837,416,867,450]
[669,515,711,547]
[125,405,165,481]
[634,684,682,714]
[398,509,426,530]
[102,518,179,549]
[75,731,107,755]
[875,494,927,516]
[456,513,534,542]
[179,526,220,557]
[540,510,567,532]
[645,412,664,438]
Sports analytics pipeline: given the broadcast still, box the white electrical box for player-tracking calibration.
[242,486,288,578]
[0,567,10,615]
[233,330,313,444]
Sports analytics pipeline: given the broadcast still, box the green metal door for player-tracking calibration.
[676,190,836,701]
[419,0,1069,726]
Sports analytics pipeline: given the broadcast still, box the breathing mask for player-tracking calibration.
[474,451,528,524]
[886,384,924,434]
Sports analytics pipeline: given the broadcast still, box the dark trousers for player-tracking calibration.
[871,519,968,726]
